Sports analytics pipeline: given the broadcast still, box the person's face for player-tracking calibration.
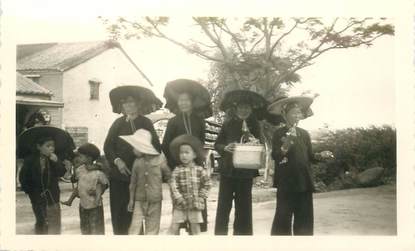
[121,96,140,115]
[37,140,55,157]
[285,106,303,126]
[72,154,84,168]
[236,104,252,120]
[177,93,192,113]
[179,144,196,165]
[75,153,92,166]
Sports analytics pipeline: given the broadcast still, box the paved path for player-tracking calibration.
[16,183,396,235]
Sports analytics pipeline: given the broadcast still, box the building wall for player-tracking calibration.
[62,47,151,149]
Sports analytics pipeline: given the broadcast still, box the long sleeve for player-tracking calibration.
[214,124,227,156]
[199,116,206,143]
[103,118,121,165]
[198,168,211,199]
[142,117,162,153]
[160,157,172,183]
[162,118,176,166]
[51,159,66,177]
[271,129,285,163]
[19,157,33,194]
[304,130,319,164]
[169,169,184,204]
[129,163,139,201]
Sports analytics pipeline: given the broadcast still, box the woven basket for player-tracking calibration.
[232,143,265,169]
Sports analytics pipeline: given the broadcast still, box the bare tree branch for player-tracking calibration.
[192,17,230,61]
[216,22,246,56]
[269,19,301,57]
[144,17,224,62]
[249,35,265,53]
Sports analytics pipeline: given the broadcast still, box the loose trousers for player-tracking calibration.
[109,179,132,235]
[271,190,314,235]
[30,198,61,234]
[129,201,162,235]
[214,176,253,235]
[79,205,105,235]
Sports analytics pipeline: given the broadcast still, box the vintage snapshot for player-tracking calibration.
[0,0,412,250]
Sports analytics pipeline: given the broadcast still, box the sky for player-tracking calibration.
[6,1,395,130]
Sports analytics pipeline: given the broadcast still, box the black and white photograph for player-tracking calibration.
[0,0,413,250]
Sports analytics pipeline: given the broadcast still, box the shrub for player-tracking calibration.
[312,125,396,187]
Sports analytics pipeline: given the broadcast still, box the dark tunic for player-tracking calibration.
[104,115,161,182]
[161,113,205,170]
[214,117,261,178]
[19,154,66,205]
[271,126,317,192]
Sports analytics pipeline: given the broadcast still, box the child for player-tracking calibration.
[119,129,171,235]
[268,96,333,235]
[60,155,103,207]
[19,133,69,234]
[72,143,109,235]
[168,134,211,235]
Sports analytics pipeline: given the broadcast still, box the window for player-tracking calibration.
[24,74,40,84]
[89,79,101,100]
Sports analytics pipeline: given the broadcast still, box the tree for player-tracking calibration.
[101,17,394,103]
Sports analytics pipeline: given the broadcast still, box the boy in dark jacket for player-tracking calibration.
[19,136,68,234]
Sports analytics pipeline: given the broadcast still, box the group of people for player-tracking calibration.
[18,79,333,236]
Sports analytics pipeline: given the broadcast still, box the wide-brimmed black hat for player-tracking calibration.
[163,79,212,118]
[169,134,205,165]
[219,89,267,116]
[109,85,163,114]
[76,143,101,161]
[17,126,76,159]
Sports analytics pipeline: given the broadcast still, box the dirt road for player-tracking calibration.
[16,183,396,235]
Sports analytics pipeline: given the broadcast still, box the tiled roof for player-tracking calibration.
[16,72,52,96]
[16,40,154,86]
[17,40,119,72]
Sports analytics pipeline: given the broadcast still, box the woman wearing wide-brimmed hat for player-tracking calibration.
[162,79,212,233]
[268,95,333,235]
[214,89,267,235]
[104,85,162,235]
[18,126,74,234]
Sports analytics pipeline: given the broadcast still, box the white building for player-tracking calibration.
[17,40,153,149]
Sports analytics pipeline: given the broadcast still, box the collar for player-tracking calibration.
[125,114,140,122]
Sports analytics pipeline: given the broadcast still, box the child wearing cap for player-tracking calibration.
[120,129,171,235]
[168,134,211,235]
[67,143,108,235]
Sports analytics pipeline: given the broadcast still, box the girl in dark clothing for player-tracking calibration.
[19,136,69,234]
[104,85,162,235]
[214,90,267,235]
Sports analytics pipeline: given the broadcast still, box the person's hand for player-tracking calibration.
[115,158,131,176]
[127,200,134,212]
[178,199,187,210]
[63,159,72,172]
[224,143,236,153]
[281,137,294,153]
[88,189,96,196]
[49,153,58,162]
[319,150,334,160]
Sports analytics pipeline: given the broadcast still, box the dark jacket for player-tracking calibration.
[19,154,67,205]
[162,113,205,170]
[214,117,261,178]
[271,126,318,192]
[104,115,161,182]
